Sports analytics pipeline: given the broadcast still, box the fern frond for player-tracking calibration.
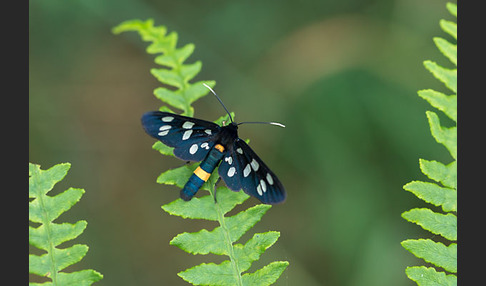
[112,19,214,117]
[114,19,288,285]
[29,163,103,285]
[402,2,457,285]
[168,185,288,286]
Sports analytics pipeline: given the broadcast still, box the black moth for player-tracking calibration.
[141,84,286,205]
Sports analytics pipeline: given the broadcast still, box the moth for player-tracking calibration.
[141,84,286,205]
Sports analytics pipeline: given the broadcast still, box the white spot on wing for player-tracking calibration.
[162,116,174,122]
[260,180,267,192]
[182,130,193,140]
[158,130,169,136]
[225,156,233,165]
[189,144,198,154]
[183,121,195,129]
[159,125,171,131]
[201,142,209,150]
[205,129,212,135]
[243,164,251,177]
[250,159,259,171]
[227,167,236,177]
[237,148,243,154]
[257,184,263,196]
[266,173,274,185]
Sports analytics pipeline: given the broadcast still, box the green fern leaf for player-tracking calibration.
[417,90,456,122]
[401,239,456,273]
[162,186,249,221]
[423,61,456,93]
[241,261,290,286]
[114,19,288,285]
[440,20,457,40]
[433,37,456,66]
[403,181,456,212]
[29,163,102,285]
[446,2,457,17]
[177,261,237,286]
[402,208,456,241]
[405,266,457,286]
[178,260,289,286]
[152,141,174,156]
[426,111,456,159]
[419,159,456,189]
[234,232,282,271]
[156,163,202,189]
[402,2,457,284]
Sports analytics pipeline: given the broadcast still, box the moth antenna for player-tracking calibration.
[238,121,286,128]
[203,83,234,123]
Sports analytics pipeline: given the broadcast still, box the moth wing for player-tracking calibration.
[141,111,220,161]
[230,139,286,204]
[218,148,242,191]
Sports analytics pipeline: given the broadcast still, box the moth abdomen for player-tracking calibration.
[180,144,225,201]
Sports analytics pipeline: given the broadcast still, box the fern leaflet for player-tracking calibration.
[401,2,457,285]
[29,162,103,285]
[113,19,288,285]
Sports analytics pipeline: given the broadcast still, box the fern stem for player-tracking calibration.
[210,184,244,286]
[31,168,59,284]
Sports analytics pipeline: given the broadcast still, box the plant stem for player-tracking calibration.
[210,183,243,286]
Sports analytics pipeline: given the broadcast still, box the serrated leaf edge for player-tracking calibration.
[29,163,102,284]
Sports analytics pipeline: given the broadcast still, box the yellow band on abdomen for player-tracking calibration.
[194,166,211,182]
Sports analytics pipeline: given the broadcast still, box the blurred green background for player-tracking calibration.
[29,0,455,285]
